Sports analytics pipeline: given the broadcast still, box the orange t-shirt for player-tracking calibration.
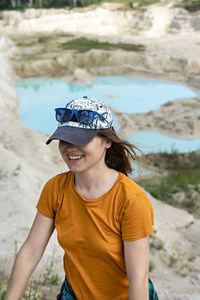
[37,171,154,300]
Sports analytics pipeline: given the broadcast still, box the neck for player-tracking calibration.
[74,163,111,190]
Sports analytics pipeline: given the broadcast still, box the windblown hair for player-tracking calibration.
[97,128,143,176]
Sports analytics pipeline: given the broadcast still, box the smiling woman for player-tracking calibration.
[5,96,159,300]
[58,136,111,175]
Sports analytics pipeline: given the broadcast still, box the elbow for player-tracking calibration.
[128,270,149,285]
[128,272,149,300]
[17,242,43,265]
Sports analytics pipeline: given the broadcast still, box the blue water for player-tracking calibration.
[128,131,200,154]
[14,76,200,153]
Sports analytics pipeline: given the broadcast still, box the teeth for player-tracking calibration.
[68,155,84,160]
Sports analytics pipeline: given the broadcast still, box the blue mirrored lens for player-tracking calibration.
[55,108,65,122]
[56,108,72,123]
[62,109,72,123]
[77,110,94,125]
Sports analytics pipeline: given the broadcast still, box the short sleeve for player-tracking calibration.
[36,175,62,219]
[121,189,154,241]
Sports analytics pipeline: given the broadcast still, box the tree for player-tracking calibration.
[10,0,17,8]
[69,0,77,8]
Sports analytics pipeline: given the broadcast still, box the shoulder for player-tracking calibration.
[45,171,71,187]
[118,173,147,197]
[118,173,153,210]
[37,171,73,218]
[42,171,72,194]
[118,175,154,240]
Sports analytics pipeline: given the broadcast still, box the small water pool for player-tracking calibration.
[128,131,200,154]
[14,76,200,154]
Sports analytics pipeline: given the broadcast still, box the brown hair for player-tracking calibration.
[97,128,143,176]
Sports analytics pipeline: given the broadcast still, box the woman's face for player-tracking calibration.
[59,136,111,174]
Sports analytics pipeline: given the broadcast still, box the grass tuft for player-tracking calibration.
[149,260,156,272]
[61,37,145,53]
[184,0,200,12]
[0,252,61,300]
[150,235,165,251]
[138,164,200,216]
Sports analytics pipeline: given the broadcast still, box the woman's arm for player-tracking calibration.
[124,236,150,300]
[5,212,55,300]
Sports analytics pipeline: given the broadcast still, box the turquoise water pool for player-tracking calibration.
[15,76,200,154]
[128,131,200,154]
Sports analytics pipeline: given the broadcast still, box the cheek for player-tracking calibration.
[59,145,67,161]
[58,141,63,152]
[59,141,67,154]
[59,147,64,158]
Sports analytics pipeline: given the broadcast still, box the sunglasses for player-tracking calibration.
[55,108,108,126]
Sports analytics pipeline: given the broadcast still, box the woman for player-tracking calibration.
[6,96,158,300]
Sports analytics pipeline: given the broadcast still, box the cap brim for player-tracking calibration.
[46,126,98,146]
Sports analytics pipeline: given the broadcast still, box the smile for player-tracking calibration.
[68,155,85,160]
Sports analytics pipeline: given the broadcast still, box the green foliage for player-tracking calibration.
[23,280,41,300]
[139,165,200,215]
[0,0,160,11]
[168,255,177,267]
[47,274,59,285]
[12,34,145,64]
[0,270,7,300]
[38,36,52,44]
[0,0,10,10]
[134,0,159,6]
[150,235,165,251]
[0,247,61,300]
[100,0,159,7]
[14,240,19,258]
[0,290,6,300]
[184,0,200,12]
[144,167,200,196]
[149,260,155,272]
[61,37,145,52]
[0,260,60,300]
[170,144,179,155]
[12,165,21,177]
[42,259,60,285]
[44,0,69,8]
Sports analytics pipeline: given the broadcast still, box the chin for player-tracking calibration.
[68,166,84,173]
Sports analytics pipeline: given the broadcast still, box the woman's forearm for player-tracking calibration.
[128,277,149,300]
[6,213,55,300]
[5,243,42,300]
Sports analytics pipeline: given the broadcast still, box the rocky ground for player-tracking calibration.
[0,1,200,91]
[0,2,200,299]
[141,151,200,216]
[115,96,200,138]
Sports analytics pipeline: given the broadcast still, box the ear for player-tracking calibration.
[105,140,112,149]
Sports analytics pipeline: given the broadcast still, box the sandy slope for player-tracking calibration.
[0,36,65,267]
